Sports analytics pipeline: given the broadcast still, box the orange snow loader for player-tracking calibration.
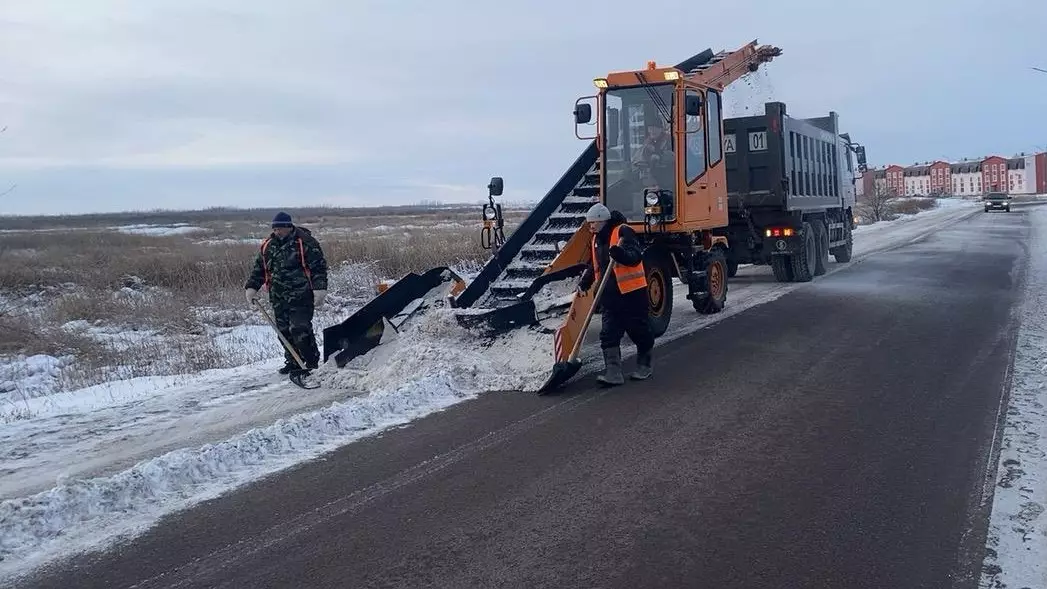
[322,40,782,392]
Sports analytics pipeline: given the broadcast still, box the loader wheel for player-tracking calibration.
[831,222,853,263]
[789,222,816,282]
[771,255,793,282]
[644,251,673,338]
[727,256,739,278]
[812,220,829,276]
[693,248,727,314]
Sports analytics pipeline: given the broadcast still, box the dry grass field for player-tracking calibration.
[0,204,528,401]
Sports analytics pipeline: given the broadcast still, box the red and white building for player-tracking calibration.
[858,152,1047,197]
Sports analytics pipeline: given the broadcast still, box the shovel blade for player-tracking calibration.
[537,359,582,394]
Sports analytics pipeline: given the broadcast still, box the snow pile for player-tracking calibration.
[0,373,472,580]
[0,355,68,408]
[0,303,556,579]
[980,207,1047,588]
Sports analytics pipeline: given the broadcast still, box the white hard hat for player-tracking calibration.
[585,203,611,223]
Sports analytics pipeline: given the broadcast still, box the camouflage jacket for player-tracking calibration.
[245,226,329,296]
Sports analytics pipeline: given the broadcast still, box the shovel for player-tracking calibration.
[538,259,616,393]
[252,300,321,390]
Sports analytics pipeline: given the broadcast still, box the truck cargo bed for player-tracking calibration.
[724,102,856,213]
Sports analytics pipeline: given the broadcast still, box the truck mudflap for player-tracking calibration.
[322,267,466,367]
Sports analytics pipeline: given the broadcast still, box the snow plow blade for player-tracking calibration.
[538,261,616,394]
[322,267,465,367]
[454,264,589,336]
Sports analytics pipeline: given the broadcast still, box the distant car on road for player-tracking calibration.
[983,192,1011,213]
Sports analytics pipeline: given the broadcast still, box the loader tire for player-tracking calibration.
[644,250,673,338]
[812,220,829,276]
[693,248,728,315]
[771,255,793,282]
[790,222,816,282]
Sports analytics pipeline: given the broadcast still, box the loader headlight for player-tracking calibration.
[645,192,660,206]
[484,208,497,220]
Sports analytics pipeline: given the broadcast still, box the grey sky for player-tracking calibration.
[1,0,1044,215]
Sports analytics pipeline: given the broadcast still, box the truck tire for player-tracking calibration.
[790,222,816,282]
[812,220,829,276]
[831,222,853,263]
[693,248,728,314]
[771,255,793,282]
[644,249,673,337]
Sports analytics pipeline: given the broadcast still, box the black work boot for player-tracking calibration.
[597,347,625,386]
[278,362,296,375]
[630,350,653,380]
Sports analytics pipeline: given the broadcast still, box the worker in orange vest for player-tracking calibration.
[577,203,654,385]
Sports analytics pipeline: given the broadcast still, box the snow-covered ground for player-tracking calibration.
[113,223,208,236]
[0,199,984,583]
[980,205,1047,588]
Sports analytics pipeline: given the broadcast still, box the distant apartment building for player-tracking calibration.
[856,152,1047,197]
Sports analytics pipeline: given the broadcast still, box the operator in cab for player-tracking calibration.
[577,203,654,385]
[632,116,674,190]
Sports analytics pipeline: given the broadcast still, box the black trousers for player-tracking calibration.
[271,293,319,367]
[599,289,654,354]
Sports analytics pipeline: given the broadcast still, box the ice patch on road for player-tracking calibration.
[980,206,1047,589]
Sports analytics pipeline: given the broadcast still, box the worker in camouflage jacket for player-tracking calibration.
[245,212,329,374]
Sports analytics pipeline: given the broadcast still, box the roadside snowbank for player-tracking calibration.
[0,198,982,583]
[980,205,1047,588]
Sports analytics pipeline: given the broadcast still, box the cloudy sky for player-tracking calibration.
[1,0,1045,215]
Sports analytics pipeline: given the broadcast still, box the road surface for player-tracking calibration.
[20,209,1030,588]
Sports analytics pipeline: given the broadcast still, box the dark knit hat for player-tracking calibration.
[271,211,293,228]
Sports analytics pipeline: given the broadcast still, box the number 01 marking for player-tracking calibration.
[748,131,767,151]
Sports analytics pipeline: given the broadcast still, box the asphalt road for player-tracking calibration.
[22,209,1030,589]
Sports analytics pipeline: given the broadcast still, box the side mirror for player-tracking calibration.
[574,96,598,140]
[608,108,620,148]
[855,145,867,167]
[574,103,592,125]
[488,176,503,197]
[685,95,702,117]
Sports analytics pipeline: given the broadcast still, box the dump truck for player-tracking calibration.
[318,40,783,392]
[715,103,867,282]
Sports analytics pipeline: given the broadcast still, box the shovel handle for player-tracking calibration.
[253,300,308,370]
[567,259,616,363]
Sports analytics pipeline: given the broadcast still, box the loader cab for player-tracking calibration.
[575,63,728,233]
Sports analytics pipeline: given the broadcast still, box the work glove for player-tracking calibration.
[245,288,260,307]
[576,269,594,294]
[608,245,629,265]
[313,289,328,308]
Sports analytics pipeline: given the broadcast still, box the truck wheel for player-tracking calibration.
[812,221,829,276]
[644,250,673,338]
[693,248,728,314]
[727,257,739,278]
[789,222,816,282]
[771,255,793,282]
[831,223,853,263]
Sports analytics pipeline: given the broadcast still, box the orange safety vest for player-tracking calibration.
[260,235,314,290]
[592,224,647,294]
